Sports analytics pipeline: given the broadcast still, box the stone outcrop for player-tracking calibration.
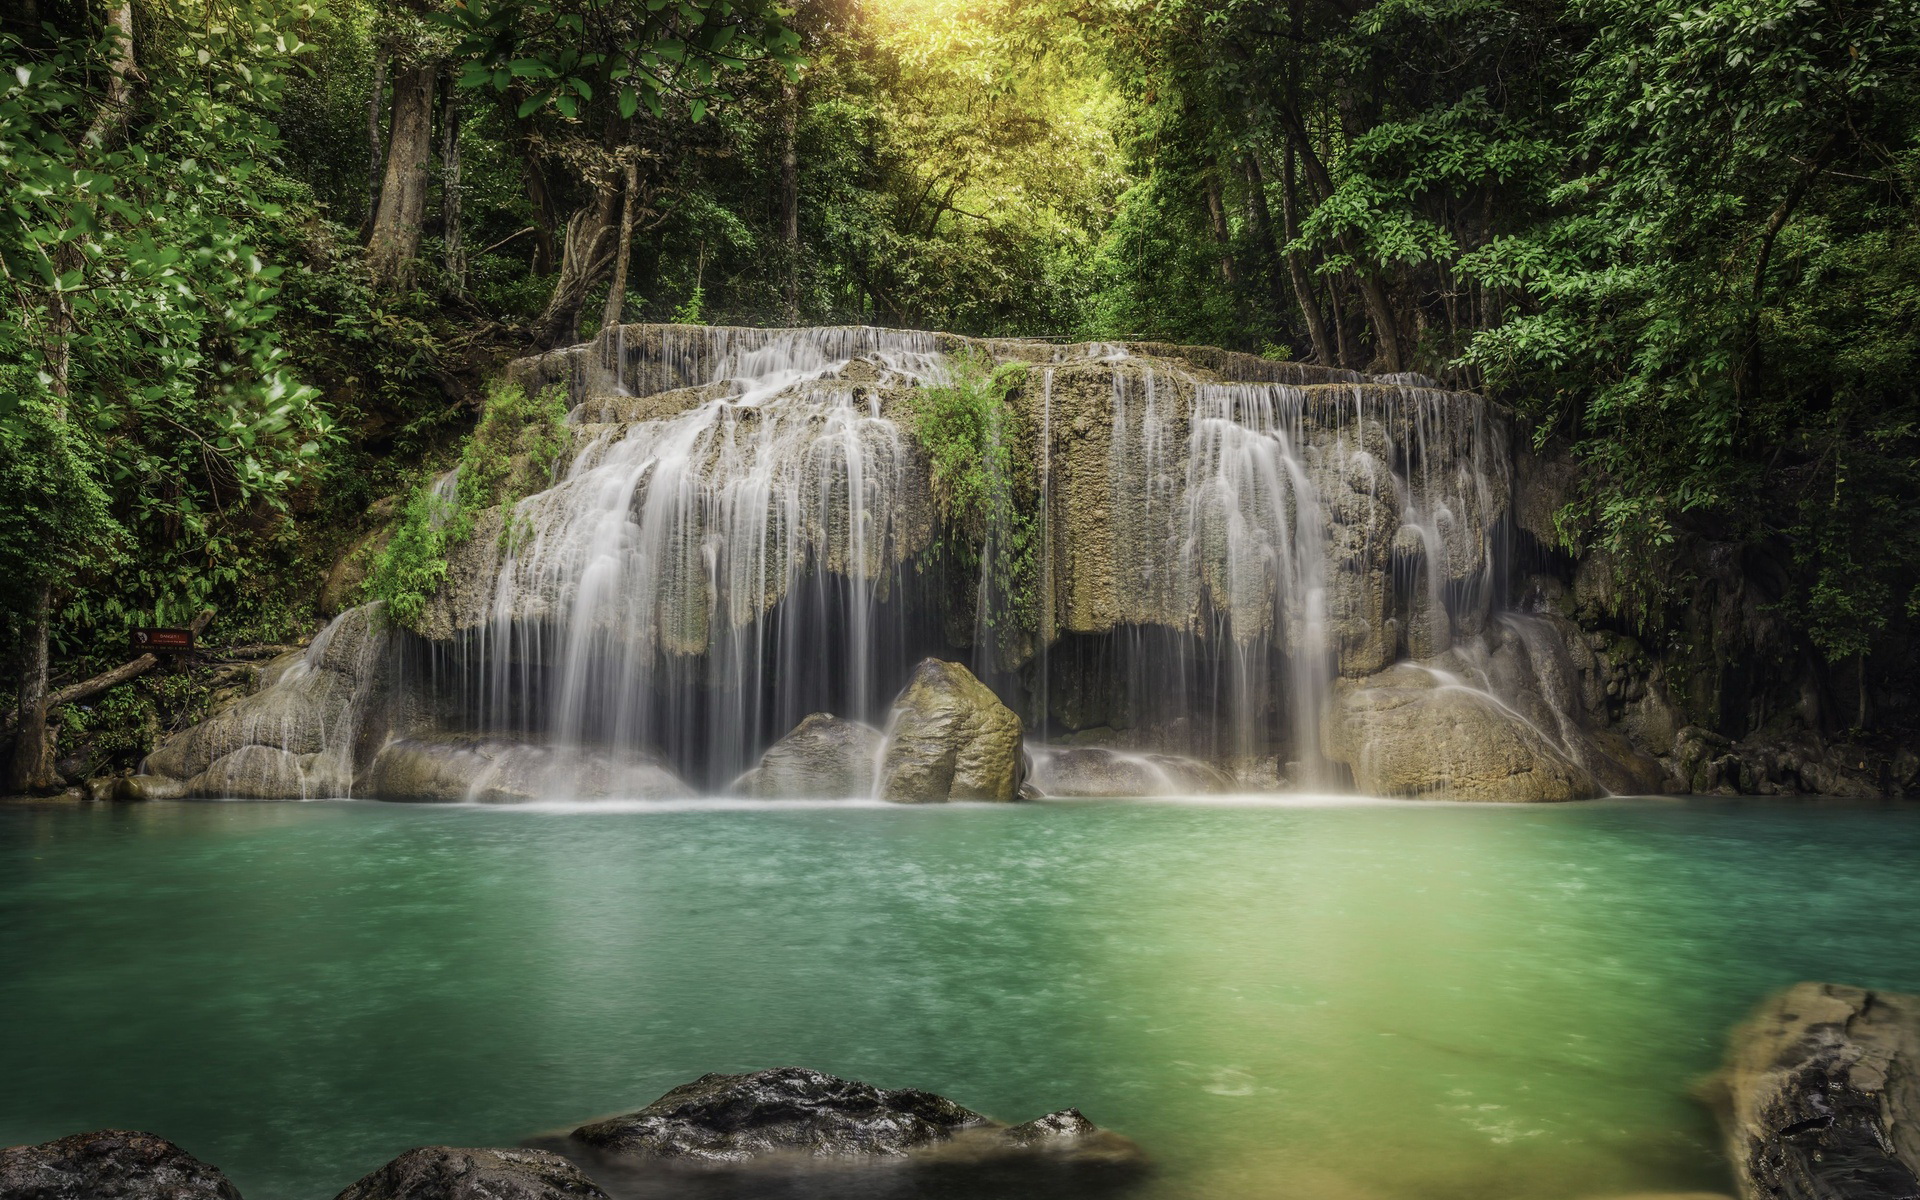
[0,1129,243,1200]
[141,605,394,799]
[1027,746,1235,797]
[364,738,691,803]
[728,713,884,798]
[878,660,1024,802]
[1323,663,1599,801]
[560,1067,1144,1178]
[569,1068,991,1162]
[1707,983,1920,1200]
[333,1147,608,1200]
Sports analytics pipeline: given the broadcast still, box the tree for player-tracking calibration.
[441,0,803,345]
[1,1,331,790]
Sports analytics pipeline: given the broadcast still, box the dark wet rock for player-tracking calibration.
[549,1069,1147,1200]
[729,714,884,799]
[1706,982,1920,1200]
[877,660,1024,802]
[569,1068,990,1162]
[334,1147,609,1200]
[0,1129,242,1200]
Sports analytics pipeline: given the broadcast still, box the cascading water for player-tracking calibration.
[149,323,1611,801]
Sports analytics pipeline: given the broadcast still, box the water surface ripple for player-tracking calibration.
[3,797,1918,1200]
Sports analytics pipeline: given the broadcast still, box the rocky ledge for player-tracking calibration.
[1706,982,1920,1200]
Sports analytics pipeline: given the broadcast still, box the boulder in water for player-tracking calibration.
[364,737,692,803]
[878,660,1024,803]
[0,1129,243,1200]
[1027,747,1235,797]
[333,1147,609,1200]
[728,714,884,798]
[1706,982,1920,1200]
[1322,663,1598,801]
[568,1067,991,1162]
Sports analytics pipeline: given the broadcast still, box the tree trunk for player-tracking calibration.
[10,1,136,795]
[440,73,465,291]
[82,2,135,150]
[781,80,800,325]
[1204,172,1240,287]
[1277,102,1403,372]
[364,56,388,232]
[366,62,436,288]
[7,585,56,794]
[601,155,640,333]
[1277,145,1334,365]
[520,133,559,276]
[531,183,622,348]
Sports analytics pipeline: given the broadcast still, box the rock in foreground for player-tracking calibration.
[561,1068,1144,1185]
[0,1129,243,1200]
[729,714,885,798]
[569,1067,990,1162]
[1709,982,1920,1200]
[334,1147,609,1200]
[878,660,1024,802]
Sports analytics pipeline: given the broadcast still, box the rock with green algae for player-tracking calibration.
[333,1147,608,1200]
[877,659,1024,802]
[0,1129,243,1200]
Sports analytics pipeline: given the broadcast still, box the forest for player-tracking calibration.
[2,0,1917,791]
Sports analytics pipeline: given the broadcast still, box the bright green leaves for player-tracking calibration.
[367,381,570,631]
[0,3,332,628]
[437,0,800,127]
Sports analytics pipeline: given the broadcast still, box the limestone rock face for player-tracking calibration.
[333,1148,608,1200]
[142,605,392,799]
[0,1129,243,1200]
[569,1067,990,1162]
[729,713,884,798]
[1027,747,1234,797]
[1323,664,1599,802]
[878,660,1024,802]
[364,738,691,803]
[1709,983,1920,1200]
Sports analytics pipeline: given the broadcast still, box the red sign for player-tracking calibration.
[131,627,196,654]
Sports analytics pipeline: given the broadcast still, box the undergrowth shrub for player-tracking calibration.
[366,380,570,629]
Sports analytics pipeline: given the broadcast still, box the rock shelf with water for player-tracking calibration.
[133,323,1697,802]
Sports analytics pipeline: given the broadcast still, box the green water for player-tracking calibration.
[3,797,1919,1200]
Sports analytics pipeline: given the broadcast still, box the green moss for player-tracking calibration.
[897,351,1039,641]
[365,379,570,630]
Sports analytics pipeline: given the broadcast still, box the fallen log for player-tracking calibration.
[2,609,214,736]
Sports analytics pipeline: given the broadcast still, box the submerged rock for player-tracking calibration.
[0,1129,243,1200]
[364,737,692,803]
[729,714,884,799]
[569,1067,991,1162]
[1707,982,1920,1200]
[334,1147,608,1200]
[878,660,1024,803]
[1322,663,1598,802]
[1027,747,1235,797]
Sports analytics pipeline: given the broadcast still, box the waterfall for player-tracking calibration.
[150,323,1545,799]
